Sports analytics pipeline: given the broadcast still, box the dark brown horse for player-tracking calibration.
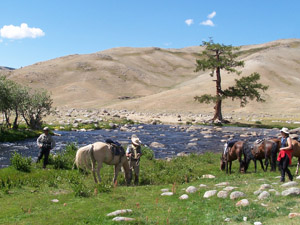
[242,139,278,173]
[220,141,244,174]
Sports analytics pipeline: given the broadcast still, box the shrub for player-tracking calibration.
[69,174,90,197]
[49,143,78,170]
[141,146,154,160]
[10,152,32,172]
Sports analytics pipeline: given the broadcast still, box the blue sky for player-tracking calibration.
[0,0,299,68]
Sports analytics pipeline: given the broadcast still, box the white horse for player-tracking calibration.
[74,142,131,184]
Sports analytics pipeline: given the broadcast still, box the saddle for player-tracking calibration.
[105,139,125,156]
[255,139,265,145]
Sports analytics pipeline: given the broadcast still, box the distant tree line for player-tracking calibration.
[0,75,53,130]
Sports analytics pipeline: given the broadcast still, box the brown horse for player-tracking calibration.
[292,139,300,175]
[74,142,131,184]
[242,139,278,173]
[220,141,244,174]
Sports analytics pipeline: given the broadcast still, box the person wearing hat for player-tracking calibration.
[277,127,293,182]
[126,135,142,185]
[36,127,55,168]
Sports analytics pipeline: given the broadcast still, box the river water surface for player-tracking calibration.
[0,124,279,168]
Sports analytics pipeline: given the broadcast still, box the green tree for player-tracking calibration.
[0,76,14,127]
[194,39,268,122]
[20,88,53,129]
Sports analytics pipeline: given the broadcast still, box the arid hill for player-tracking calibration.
[6,39,300,117]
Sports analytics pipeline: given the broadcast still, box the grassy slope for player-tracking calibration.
[1,152,300,224]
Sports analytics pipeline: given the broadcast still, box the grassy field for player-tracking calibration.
[1,145,300,225]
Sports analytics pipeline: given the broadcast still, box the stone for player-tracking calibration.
[202,174,215,179]
[296,176,300,180]
[288,213,300,218]
[199,184,207,188]
[179,194,189,200]
[107,209,133,217]
[230,191,246,200]
[224,218,230,222]
[258,191,270,200]
[281,181,298,188]
[282,187,300,196]
[186,186,197,194]
[203,135,213,138]
[236,199,249,207]
[150,142,165,148]
[112,217,135,221]
[203,190,217,198]
[161,189,169,192]
[243,217,247,222]
[215,182,229,187]
[254,222,262,225]
[217,191,228,198]
[161,192,173,196]
[177,152,188,157]
[254,190,262,195]
[223,186,237,191]
[51,199,59,203]
[269,189,280,196]
[260,184,272,190]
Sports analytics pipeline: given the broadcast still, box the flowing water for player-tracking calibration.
[0,124,279,168]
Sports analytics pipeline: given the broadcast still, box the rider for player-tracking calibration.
[277,127,293,182]
[126,135,142,185]
[36,127,55,169]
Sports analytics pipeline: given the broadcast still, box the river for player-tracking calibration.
[0,124,279,168]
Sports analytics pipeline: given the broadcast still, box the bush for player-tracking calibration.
[69,174,90,197]
[141,146,154,160]
[49,143,78,170]
[10,152,32,172]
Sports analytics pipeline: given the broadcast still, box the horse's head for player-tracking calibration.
[220,154,226,171]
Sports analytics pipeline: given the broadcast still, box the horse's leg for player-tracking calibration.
[90,157,98,183]
[225,160,228,174]
[96,161,102,183]
[260,159,265,172]
[229,161,232,174]
[296,157,300,175]
[113,163,122,184]
[254,159,257,173]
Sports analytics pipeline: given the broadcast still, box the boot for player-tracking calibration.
[134,175,139,185]
[280,169,285,182]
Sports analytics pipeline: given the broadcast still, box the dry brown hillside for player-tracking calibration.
[6,39,300,117]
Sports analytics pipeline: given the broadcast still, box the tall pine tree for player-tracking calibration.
[195,39,268,122]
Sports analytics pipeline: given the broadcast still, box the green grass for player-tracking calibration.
[0,127,40,142]
[1,145,300,224]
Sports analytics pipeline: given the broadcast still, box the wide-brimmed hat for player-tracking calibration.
[280,127,289,134]
[43,127,49,131]
[131,136,141,146]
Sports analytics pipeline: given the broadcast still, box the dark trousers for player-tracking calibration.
[37,148,50,168]
[278,154,293,182]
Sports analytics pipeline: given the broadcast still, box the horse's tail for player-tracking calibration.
[270,141,278,171]
[75,144,94,170]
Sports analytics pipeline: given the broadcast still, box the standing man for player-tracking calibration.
[126,135,142,185]
[36,127,55,169]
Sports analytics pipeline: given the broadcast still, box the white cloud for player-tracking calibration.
[207,11,216,19]
[200,19,215,27]
[0,23,45,39]
[185,19,194,26]
[0,39,3,43]
[164,42,172,46]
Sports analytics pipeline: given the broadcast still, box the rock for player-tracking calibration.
[203,135,213,138]
[187,142,197,147]
[150,142,165,148]
[296,176,300,180]
[79,128,86,132]
[236,199,249,207]
[223,186,237,191]
[161,189,169,192]
[260,184,272,190]
[179,194,189,200]
[282,187,300,196]
[224,218,230,222]
[217,191,228,198]
[112,217,135,221]
[177,152,188,157]
[202,174,215,179]
[254,222,262,225]
[203,190,217,198]
[199,184,207,188]
[258,191,270,200]
[269,189,280,196]
[254,190,262,195]
[51,199,59,203]
[230,191,246,200]
[186,186,197,194]
[281,181,298,188]
[109,123,116,129]
[289,213,300,218]
[243,216,247,222]
[215,182,229,187]
[240,134,249,138]
[107,209,133,217]
[161,192,173,196]
[261,203,268,207]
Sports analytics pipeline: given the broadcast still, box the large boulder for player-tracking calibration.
[230,191,246,200]
[186,186,197,194]
[258,191,270,200]
[282,187,300,196]
[203,190,217,198]
[281,181,298,188]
